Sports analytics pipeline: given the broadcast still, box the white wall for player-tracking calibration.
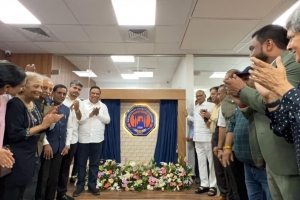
[170,58,186,89]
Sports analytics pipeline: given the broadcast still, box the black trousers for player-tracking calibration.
[36,152,63,200]
[212,139,229,198]
[193,142,200,179]
[23,156,41,200]
[0,184,27,200]
[71,143,79,177]
[57,143,77,195]
[77,142,103,189]
[225,152,248,200]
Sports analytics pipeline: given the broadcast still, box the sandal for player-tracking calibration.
[207,187,217,196]
[195,186,209,194]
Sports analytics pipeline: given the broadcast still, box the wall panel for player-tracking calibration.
[51,55,96,87]
[0,51,52,77]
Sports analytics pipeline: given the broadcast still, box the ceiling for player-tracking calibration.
[0,0,297,86]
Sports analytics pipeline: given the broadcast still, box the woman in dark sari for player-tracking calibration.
[0,72,63,200]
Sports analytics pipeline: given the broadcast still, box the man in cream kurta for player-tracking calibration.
[186,90,216,193]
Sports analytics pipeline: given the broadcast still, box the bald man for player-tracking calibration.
[185,90,216,196]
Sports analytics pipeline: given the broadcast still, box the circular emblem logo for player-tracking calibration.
[125,105,156,136]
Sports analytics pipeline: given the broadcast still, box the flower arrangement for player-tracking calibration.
[93,157,193,192]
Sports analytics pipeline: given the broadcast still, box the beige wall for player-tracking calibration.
[120,101,159,163]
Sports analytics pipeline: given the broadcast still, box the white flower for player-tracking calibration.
[129,161,136,167]
[160,162,167,166]
[84,186,88,191]
[147,185,154,190]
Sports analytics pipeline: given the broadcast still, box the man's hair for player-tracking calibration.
[210,86,219,92]
[226,69,241,78]
[219,84,226,92]
[53,84,68,92]
[90,86,101,93]
[0,63,26,88]
[252,24,289,50]
[70,80,83,88]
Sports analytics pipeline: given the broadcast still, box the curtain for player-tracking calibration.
[154,100,178,165]
[101,99,121,163]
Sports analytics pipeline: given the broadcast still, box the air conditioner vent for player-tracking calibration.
[127,29,148,42]
[22,28,50,38]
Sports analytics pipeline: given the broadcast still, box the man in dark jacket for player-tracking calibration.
[35,84,72,200]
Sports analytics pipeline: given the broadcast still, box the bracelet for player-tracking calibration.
[223,146,232,150]
[75,110,80,114]
[26,128,30,137]
[265,99,280,108]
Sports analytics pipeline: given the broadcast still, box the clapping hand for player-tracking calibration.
[89,107,100,117]
[249,56,294,97]
[46,103,60,115]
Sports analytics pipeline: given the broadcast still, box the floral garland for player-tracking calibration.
[91,157,193,192]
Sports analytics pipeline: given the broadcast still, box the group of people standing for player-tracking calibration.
[0,64,110,200]
[185,6,300,200]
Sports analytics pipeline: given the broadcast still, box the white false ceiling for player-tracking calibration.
[0,0,296,86]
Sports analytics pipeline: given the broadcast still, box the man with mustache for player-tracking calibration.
[56,80,83,200]
[35,84,73,200]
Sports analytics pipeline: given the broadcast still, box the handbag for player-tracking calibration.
[0,145,12,178]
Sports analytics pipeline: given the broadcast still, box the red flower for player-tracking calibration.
[108,170,113,174]
[104,183,110,188]
[178,183,182,187]
[150,182,155,186]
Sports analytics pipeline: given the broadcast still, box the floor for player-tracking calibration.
[66,183,214,200]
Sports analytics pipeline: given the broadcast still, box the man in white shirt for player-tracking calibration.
[56,80,83,200]
[185,90,216,196]
[73,86,110,197]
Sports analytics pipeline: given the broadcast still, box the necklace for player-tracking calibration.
[17,96,33,110]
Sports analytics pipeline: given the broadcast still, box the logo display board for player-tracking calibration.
[125,105,156,136]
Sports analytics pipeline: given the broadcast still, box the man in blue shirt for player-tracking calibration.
[35,84,72,200]
[223,67,272,200]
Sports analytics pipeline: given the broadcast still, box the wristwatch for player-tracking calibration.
[265,99,280,108]
[66,145,70,149]
[75,110,80,114]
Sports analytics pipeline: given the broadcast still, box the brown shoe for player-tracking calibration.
[212,196,226,200]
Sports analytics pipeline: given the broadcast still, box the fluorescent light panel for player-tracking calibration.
[134,72,153,77]
[0,0,41,24]
[73,70,97,77]
[111,0,156,25]
[111,56,135,62]
[121,74,139,79]
[273,1,300,26]
[209,72,226,78]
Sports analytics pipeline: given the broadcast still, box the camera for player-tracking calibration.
[5,50,11,56]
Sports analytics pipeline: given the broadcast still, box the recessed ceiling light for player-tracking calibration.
[111,56,135,62]
[273,1,300,27]
[0,0,41,24]
[209,72,226,78]
[111,0,156,25]
[134,71,153,77]
[121,74,139,79]
[73,70,97,77]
